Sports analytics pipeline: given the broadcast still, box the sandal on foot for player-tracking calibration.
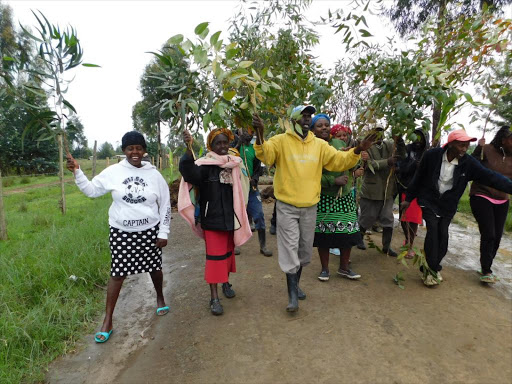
[156,306,170,316]
[94,330,113,343]
[480,274,497,284]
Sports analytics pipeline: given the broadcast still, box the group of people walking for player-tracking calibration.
[65,107,512,342]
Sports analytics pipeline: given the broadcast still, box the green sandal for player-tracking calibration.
[94,329,113,343]
[480,274,497,284]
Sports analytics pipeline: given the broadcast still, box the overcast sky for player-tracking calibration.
[5,0,510,148]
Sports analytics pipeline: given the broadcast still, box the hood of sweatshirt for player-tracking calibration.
[119,159,156,170]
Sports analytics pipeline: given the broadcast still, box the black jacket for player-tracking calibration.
[397,129,429,193]
[179,153,234,231]
[405,147,512,218]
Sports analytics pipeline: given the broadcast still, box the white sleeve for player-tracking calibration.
[156,173,171,239]
[74,168,111,198]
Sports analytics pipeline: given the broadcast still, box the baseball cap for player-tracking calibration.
[291,105,316,119]
[443,129,477,148]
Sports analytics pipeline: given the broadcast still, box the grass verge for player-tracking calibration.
[0,184,111,383]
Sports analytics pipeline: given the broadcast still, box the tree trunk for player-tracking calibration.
[431,103,441,147]
[431,0,446,148]
[157,121,161,170]
[58,134,66,215]
[0,170,8,240]
[92,140,97,178]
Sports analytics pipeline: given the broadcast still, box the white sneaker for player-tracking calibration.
[436,271,443,282]
[423,274,438,286]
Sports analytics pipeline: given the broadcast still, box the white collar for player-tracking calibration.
[443,151,458,165]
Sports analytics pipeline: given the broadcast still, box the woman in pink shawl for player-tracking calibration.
[179,128,251,316]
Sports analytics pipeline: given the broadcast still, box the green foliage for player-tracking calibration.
[97,141,115,159]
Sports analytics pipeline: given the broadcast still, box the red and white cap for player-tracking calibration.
[443,129,477,148]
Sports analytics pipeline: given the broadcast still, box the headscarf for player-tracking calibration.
[310,113,331,129]
[330,124,351,137]
[207,128,235,151]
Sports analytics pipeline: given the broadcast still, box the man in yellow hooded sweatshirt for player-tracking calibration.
[252,106,374,312]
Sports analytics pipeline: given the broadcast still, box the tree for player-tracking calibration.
[385,0,512,144]
[97,142,114,159]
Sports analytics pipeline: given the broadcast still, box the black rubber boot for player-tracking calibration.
[382,227,398,257]
[286,273,299,312]
[258,229,273,256]
[296,266,306,300]
[356,227,367,250]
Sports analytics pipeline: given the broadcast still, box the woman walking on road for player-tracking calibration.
[66,131,171,343]
[178,128,251,316]
[311,115,367,282]
[470,126,512,284]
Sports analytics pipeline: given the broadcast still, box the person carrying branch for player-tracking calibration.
[311,114,368,282]
[401,129,512,287]
[469,126,512,284]
[178,128,251,316]
[66,131,171,343]
[252,105,375,312]
[356,127,406,256]
[234,128,273,256]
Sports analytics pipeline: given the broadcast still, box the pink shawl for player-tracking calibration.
[178,152,252,246]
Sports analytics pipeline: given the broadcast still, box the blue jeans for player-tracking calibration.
[247,189,265,230]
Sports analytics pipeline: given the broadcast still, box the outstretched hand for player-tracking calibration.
[400,200,411,213]
[354,132,377,154]
[66,154,79,174]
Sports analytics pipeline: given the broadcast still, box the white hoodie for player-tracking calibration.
[74,159,171,239]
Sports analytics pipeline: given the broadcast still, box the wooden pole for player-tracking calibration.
[58,134,66,215]
[152,156,155,165]
[159,157,163,170]
[0,170,8,240]
[157,121,161,170]
[106,157,110,167]
[92,140,97,178]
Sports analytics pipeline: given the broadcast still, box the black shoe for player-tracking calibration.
[269,224,276,235]
[296,266,306,300]
[285,273,299,312]
[384,248,398,257]
[222,282,236,298]
[234,247,241,255]
[258,229,273,257]
[210,299,223,315]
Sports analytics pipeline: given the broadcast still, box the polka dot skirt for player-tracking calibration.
[109,225,162,277]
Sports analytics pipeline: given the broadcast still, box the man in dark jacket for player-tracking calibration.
[401,129,512,286]
[357,127,406,256]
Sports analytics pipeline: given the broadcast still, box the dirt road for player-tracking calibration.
[47,202,512,384]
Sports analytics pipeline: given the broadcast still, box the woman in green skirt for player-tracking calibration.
[311,114,367,281]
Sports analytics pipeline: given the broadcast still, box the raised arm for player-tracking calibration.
[67,154,110,198]
[469,156,512,194]
[252,114,279,166]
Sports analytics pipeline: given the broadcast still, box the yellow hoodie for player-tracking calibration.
[254,130,360,207]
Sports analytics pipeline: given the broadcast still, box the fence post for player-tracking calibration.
[58,134,66,215]
[106,157,110,167]
[0,170,7,240]
[92,140,97,178]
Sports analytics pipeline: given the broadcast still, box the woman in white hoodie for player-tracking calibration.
[66,131,171,343]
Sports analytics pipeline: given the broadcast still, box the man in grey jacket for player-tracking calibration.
[357,127,406,256]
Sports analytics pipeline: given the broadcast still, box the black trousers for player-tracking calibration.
[422,206,452,272]
[470,195,509,274]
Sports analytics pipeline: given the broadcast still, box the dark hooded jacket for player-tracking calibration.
[397,128,429,193]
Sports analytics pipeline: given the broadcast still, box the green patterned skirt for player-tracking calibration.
[313,192,362,249]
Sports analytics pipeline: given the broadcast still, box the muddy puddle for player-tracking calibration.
[444,222,512,299]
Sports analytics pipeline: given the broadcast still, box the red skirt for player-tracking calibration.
[400,193,423,224]
[204,230,236,284]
